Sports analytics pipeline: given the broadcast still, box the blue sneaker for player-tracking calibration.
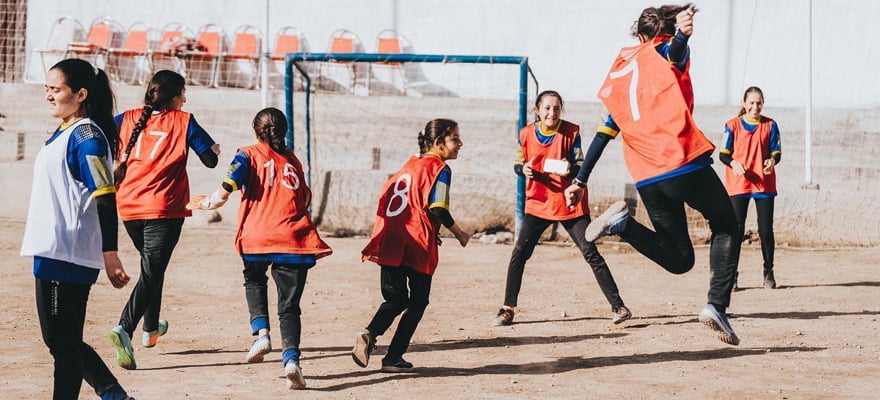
[109,326,137,370]
[698,304,740,345]
[246,334,272,363]
[284,359,306,390]
[584,201,629,242]
[142,320,168,348]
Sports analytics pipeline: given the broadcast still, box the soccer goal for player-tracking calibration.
[282,52,538,236]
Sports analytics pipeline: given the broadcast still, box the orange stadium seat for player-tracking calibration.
[220,25,261,89]
[318,29,367,94]
[107,22,158,84]
[369,29,412,95]
[148,22,192,78]
[65,16,123,68]
[269,26,311,90]
[178,23,226,87]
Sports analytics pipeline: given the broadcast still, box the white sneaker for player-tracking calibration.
[698,304,740,345]
[284,360,306,390]
[246,334,272,363]
[584,200,629,242]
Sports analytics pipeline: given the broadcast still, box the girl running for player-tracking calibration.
[720,86,781,290]
[492,90,632,327]
[21,58,135,400]
[564,4,742,345]
[352,118,470,372]
[109,70,220,369]
[188,107,332,390]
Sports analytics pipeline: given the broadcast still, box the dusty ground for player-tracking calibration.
[1,218,878,399]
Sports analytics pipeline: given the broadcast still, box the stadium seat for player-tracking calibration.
[65,16,123,69]
[317,29,367,94]
[268,26,311,91]
[368,29,412,95]
[147,22,192,78]
[106,22,158,85]
[27,16,84,82]
[219,25,261,89]
[178,23,226,87]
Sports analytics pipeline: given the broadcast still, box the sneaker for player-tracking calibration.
[109,326,137,370]
[284,360,306,390]
[141,320,169,348]
[698,304,740,345]
[492,307,515,326]
[380,358,414,372]
[612,305,632,324]
[246,334,272,363]
[352,330,375,368]
[584,200,629,242]
[764,270,777,289]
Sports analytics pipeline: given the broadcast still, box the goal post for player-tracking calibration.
[283,52,537,237]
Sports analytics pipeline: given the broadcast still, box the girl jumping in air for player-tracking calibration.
[564,4,742,345]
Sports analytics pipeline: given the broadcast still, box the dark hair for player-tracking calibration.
[631,3,696,40]
[115,70,186,183]
[738,86,764,116]
[417,118,459,154]
[253,107,291,156]
[50,58,118,158]
[533,90,564,122]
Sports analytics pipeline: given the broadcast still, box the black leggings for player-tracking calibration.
[503,213,624,310]
[365,265,432,362]
[730,196,775,271]
[118,218,184,336]
[36,278,119,399]
[620,167,740,309]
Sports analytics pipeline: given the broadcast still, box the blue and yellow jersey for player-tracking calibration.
[45,123,115,197]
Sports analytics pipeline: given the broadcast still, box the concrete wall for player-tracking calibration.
[22,0,880,108]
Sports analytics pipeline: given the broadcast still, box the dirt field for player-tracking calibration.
[1,218,878,399]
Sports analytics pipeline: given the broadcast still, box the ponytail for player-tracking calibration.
[49,59,118,158]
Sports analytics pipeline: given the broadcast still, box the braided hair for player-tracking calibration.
[252,107,291,156]
[115,70,186,183]
[631,3,696,40]
[417,118,459,155]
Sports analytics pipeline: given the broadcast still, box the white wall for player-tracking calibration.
[24,0,880,108]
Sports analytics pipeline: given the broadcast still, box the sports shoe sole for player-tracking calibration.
[584,200,628,242]
[285,363,307,390]
[698,308,740,346]
[352,331,372,368]
[612,308,632,325]
[142,320,169,348]
[380,364,414,373]
[246,336,272,363]
[109,327,137,370]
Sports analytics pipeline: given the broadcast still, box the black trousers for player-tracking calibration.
[365,265,432,362]
[118,218,184,336]
[730,196,775,271]
[503,213,624,310]
[621,167,740,309]
[243,261,309,353]
[36,278,118,399]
